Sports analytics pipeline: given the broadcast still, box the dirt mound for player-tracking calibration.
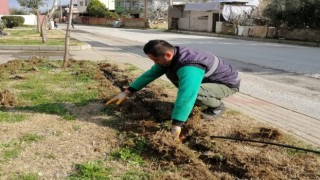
[0,89,17,107]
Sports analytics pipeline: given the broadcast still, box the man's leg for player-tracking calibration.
[196,83,238,119]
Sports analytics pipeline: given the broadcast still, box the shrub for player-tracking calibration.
[0,20,6,31]
[1,16,25,28]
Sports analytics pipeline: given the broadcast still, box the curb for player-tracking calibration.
[0,44,91,51]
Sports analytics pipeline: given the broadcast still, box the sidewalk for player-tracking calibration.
[1,30,320,147]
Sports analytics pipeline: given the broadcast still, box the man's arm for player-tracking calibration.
[106,64,165,106]
[128,64,166,92]
[171,66,205,123]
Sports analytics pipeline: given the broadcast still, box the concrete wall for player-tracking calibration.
[248,26,268,38]
[216,21,235,35]
[279,29,320,42]
[178,11,190,30]
[237,25,250,36]
[177,11,214,32]
[238,25,269,38]
[189,11,212,32]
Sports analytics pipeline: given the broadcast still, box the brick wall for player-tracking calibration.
[78,17,145,28]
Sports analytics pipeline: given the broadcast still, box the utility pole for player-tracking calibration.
[168,0,173,30]
[60,0,63,22]
[46,0,49,15]
[144,0,147,28]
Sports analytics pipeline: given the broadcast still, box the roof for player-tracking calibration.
[218,0,248,3]
[184,2,220,11]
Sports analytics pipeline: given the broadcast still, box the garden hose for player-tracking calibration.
[210,135,320,154]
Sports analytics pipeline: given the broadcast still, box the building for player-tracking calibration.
[0,0,9,15]
[64,3,80,19]
[168,0,252,32]
[115,0,143,18]
[78,0,115,13]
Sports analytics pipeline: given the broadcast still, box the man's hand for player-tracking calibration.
[105,90,131,106]
[171,125,183,142]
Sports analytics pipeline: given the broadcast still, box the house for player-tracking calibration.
[168,2,221,32]
[78,0,115,13]
[114,0,168,19]
[64,3,80,20]
[0,0,9,15]
[115,0,145,18]
[168,0,252,32]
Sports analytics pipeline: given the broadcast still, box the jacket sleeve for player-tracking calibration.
[129,64,166,92]
[171,66,205,122]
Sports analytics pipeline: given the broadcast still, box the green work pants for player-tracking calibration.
[196,83,239,108]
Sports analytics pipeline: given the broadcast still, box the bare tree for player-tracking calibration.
[18,0,58,43]
[140,0,168,23]
[17,0,43,32]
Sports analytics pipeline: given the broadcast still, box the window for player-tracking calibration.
[80,1,83,6]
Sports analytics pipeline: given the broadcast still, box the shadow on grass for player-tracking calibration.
[14,99,97,120]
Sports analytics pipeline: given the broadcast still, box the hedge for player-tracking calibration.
[1,16,25,28]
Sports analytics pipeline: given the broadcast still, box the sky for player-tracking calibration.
[8,0,72,9]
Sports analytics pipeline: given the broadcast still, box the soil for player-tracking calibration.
[0,59,319,179]
[99,61,320,179]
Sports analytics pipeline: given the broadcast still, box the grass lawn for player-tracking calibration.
[0,28,83,46]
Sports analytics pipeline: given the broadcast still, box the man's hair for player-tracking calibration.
[143,40,174,57]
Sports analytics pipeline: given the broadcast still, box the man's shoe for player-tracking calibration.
[201,103,226,120]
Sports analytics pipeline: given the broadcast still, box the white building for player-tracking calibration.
[78,0,115,13]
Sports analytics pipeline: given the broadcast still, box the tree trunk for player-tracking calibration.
[63,0,74,68]
[41,16,47,43]
[40,0,58,43]
[36,11,40,33]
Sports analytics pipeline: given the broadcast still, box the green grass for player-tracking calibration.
[0,112,27,123]
[0,133,44,160]
[110,147,145,166]
[69,160,152,179]
[120,170,151,179]
[19,133,44,143]
[9,173,40,180]
[69,160,113,180]
[110,136,146,167]
[2,60,100,119]
[0,29,82,46]
[3,148,21,159]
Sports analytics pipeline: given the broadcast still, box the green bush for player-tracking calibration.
[0,20,6,31]
[1,16,25,28]
[263,0,320,29]
[86,0,119,18]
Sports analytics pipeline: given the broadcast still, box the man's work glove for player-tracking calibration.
[171,125,183,142]
[105,90,131,106]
